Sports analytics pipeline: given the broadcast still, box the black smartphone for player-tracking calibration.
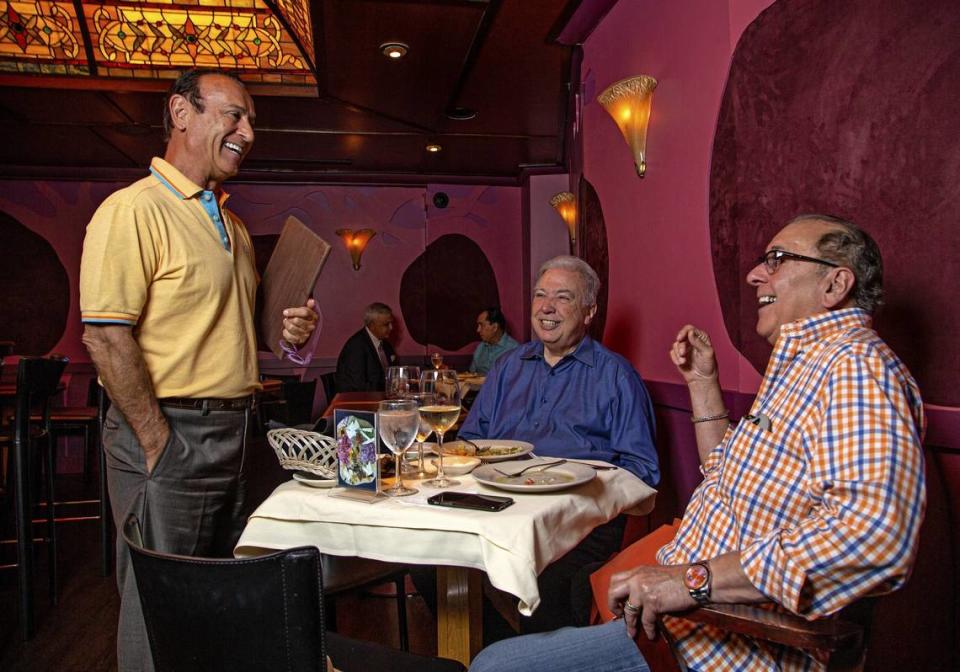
[427,492,515,512]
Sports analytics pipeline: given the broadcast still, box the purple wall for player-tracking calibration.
[0,179,523,368]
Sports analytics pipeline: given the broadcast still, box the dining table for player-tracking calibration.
[235,461,656,665]
[322,390,385,419]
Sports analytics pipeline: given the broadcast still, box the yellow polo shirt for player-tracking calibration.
[80,157,260,399]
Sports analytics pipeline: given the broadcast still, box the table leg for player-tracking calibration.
[437,566,482,665]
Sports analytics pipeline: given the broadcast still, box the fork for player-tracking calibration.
[459,436,483,455]
[494,459,566,478]
[528,452,618,471]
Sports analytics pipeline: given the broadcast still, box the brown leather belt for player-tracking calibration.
[158,396,254,413]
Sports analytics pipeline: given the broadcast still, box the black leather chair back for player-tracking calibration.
[122,515,326,672]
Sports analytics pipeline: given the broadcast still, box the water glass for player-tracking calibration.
[385,365,421,399]
[377,399,419,496]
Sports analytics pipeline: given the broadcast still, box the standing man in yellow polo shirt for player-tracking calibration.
[79,70,317,672]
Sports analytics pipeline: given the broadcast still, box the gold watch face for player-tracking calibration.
[684,563,709,590]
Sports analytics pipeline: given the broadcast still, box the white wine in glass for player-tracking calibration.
[406,392,435,479]
[377,399,420,496]
[420,370,462,488]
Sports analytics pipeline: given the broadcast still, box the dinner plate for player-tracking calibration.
[292,471,337,488]
[442,439,534,462]
[472,459,596,493]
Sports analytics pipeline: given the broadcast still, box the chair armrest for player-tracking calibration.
[674,603,863,652]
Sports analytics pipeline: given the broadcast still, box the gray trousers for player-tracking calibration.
[103,404,249,672]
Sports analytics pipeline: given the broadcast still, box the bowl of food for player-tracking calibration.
[429,455,481,475]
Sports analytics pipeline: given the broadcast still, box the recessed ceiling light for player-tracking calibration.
[380,42,409,59]
[446,107,477,121]
[425,144,442,153]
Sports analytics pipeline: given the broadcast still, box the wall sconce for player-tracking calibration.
[597,75,658,177]
[335,228,377,270]
[549,191,577,248]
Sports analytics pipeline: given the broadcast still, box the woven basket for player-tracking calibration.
[267,428,338,479]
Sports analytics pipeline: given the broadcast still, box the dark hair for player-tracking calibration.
[162,69,243,142]
[790,214,884,314]
[480,307,506,331]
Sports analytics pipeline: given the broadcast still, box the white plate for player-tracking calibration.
[292,472,337,488]
[429,455,481,475]
[442,439,534,462]
[472,459,596,493]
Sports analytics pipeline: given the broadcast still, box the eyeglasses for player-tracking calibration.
[756,249,839,274]
[279,338,313,366]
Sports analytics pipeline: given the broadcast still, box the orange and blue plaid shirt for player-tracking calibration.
[657,307,926,671]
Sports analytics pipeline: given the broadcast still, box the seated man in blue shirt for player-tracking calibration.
[459,255,659,634]
[469,307,519,374]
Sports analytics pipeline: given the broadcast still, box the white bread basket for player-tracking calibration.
[267,428,338,479]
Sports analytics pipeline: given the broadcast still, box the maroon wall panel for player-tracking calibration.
[710,0,960,406]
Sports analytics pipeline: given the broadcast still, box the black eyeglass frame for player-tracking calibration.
[756,249,840,274]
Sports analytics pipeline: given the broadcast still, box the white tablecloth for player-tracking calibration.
[235,463,656,615]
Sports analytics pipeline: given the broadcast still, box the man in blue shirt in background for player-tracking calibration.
[469,307,519,374]
[459,255,658,633]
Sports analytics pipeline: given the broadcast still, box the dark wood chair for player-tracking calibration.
[663,601,870,672]
[319,371,337,408]
[122,515,464,672]
[26,375,112,577]
[42,377,100,481]
[0,340,13,382]
[1,355,68,640]
[590,523,872,672]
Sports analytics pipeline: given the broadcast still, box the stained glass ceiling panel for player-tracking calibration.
[0,0,315,89]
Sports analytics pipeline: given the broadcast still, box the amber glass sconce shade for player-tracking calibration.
[335,228,377,270]
[597,75,658,177]
[549,191,577,249]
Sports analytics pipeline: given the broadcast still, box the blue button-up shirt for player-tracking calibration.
[469,332,519,374]
[459,337,659,485]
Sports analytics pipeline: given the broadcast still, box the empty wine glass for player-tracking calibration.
[430,352,443,370]
[419,370,462,488]
[405,392,435,479]
[385,365,421,399]
[377,399,420,497]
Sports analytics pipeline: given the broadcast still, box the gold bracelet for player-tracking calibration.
[691,410,729,424]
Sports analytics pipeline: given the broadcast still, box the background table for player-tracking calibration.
[236,465,656,664]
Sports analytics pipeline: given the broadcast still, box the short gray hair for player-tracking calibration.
[363,302,393,325]
[789,214,884,314]
[536,256,600,306]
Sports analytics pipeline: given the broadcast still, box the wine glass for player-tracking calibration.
[385,365,421,399]
[430,352,443,370]
[377,399,420,497]
[419,370,462,488]
[404,392,435,479]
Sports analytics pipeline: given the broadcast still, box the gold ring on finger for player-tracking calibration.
[624,601,641,613]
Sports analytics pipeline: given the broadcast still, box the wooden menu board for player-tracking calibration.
[260,216,331,358]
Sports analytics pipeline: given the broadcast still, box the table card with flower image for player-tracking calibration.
[333,409,380,494]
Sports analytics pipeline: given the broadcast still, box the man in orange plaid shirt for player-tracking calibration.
[469,215,926,672]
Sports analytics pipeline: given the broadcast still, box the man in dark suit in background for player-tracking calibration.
[335,302,397,392]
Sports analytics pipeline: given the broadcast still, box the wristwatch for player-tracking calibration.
[683,562,712,605]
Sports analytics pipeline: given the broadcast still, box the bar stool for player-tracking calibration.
[28,376,112,577]
[1,355,68,639]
